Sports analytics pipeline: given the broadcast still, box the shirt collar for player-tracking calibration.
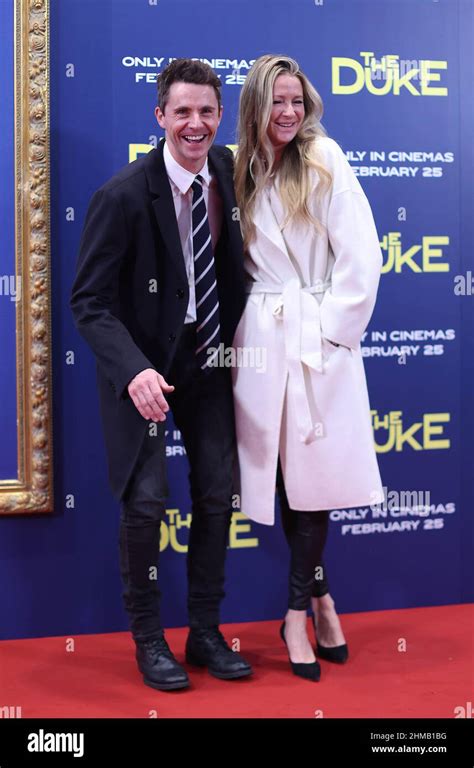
[163,141,211,194]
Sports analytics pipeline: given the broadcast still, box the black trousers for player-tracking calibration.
[276,463,330,611]
[119,324,235,642]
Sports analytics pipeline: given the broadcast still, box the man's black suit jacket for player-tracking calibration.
[70,140,246,501]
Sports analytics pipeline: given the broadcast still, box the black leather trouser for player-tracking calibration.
[276,463,330,611]
[119,324,235,642]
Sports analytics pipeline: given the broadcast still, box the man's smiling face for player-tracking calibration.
[155,82,222,173]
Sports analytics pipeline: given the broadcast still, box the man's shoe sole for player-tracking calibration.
[143,676,190,691]
[207,667,253,680]
[186,654,253,679]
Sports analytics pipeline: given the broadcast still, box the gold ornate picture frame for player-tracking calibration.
[0,0,53,514]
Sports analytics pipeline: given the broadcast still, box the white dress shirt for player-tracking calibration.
[163,141,223,323]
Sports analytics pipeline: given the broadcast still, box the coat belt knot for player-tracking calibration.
[247,278,332,444]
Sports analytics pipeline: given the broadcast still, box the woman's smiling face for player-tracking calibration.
[267,74,305,155]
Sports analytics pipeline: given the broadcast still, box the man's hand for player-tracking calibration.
[127,368,175,422]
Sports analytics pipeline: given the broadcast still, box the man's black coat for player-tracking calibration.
[70,140,246,501]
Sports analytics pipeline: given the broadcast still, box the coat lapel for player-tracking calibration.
[145,141,242,281]
[144,141,187,284]
[253,183,293,264]
[208,146,233,217]
[208,145,242,261]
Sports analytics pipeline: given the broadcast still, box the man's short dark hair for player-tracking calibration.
[157,59,222,113]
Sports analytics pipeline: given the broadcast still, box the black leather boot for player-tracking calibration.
[185,627,253,680]
[136,635,190,691]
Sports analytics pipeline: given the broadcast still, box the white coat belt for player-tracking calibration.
[247,278,332,445]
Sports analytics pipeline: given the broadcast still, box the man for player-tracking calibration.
[70,59,251,691]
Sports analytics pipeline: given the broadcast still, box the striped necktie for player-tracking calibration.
[191,175,221,370]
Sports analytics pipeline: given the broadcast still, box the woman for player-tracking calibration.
[233,55,384,681]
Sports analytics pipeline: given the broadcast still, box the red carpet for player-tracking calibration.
[0,604,472,718]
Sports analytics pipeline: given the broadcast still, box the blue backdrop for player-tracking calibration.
[0,0,472,640]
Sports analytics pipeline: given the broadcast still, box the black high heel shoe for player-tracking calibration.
[312,615,349,664]
[280,622,321,682]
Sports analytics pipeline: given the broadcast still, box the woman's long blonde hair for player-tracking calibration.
[234,54,332,249]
